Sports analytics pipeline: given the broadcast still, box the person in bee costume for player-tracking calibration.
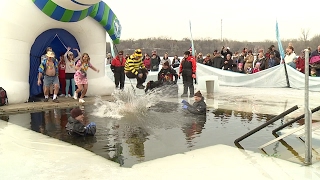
[124,49,148,89]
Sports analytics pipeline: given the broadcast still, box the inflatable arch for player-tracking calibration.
[0,0,122,103]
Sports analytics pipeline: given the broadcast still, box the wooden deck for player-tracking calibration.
[0,96,113,115]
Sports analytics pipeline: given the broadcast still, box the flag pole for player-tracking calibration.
[276,20,290,87]
[189,20,197,84]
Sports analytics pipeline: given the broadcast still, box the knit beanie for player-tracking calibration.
[194,91,202,97]
[71,108,83,118]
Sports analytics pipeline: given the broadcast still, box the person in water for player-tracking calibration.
[181,90,207,115]
[65,107,96,136]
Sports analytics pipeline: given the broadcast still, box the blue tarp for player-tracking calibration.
[29,28,80,97]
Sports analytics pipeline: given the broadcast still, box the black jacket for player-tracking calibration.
[212,56,224,69]
[185,97,207,115]
[158,68,178,84]
[65,117,96,136]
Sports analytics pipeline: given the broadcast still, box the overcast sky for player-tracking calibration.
[104,0,318,42]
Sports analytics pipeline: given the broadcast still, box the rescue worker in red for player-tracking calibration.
[179,51,197,97]
[111,50,126,89]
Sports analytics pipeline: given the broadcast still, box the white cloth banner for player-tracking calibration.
[196,63,320,92]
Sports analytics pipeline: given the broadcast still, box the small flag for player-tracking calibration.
[276,20,285,60]
[189,20,195,57]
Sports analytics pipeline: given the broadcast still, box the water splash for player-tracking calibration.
[91,86,170,119]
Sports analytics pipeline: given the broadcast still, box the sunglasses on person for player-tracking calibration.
[119,54,123,55]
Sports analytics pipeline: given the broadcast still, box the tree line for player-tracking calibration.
[107,32,320,56]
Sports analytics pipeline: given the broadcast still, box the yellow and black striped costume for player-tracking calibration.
[124,55,146,75]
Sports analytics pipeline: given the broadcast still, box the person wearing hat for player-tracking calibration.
[124,49,148,89]
[111,50,126,89]
[37,51,60,103]
[181,90,206,115]
[65,107,96,136]
[179,51,197,97]
[41,47,53,61]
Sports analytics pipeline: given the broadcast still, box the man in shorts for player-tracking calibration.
[37,51,60,102]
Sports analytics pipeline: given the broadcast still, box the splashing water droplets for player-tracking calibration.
[92,87,167,119]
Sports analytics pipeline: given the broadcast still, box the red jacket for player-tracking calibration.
[143,57,151,70]
[296,57,305,73]
[111,55,126,72]
[179,55,196,74]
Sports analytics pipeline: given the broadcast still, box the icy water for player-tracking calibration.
[2,96,318,167]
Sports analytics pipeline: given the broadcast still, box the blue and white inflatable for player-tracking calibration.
[0,0,122,103]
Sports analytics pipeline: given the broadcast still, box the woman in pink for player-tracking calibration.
[73,53,100,103]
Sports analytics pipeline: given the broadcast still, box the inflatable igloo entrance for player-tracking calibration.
[0,0,121,103]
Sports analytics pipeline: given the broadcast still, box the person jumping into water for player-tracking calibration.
[124,49,148,89]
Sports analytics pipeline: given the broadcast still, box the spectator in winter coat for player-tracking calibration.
[203,54,212,66]
[244,50,254,74]
[150,50,161,71]
[296,51,305,73]
[266,52,280,69]
[143,54,151,71]
[172,55,180,68]
[310,45,320,59]
[270,45,281,59]
[160,53,171,66]
[65,107,96,136]
[212,51,224,69]
[158,61,178,85]
[222,54,233,70]
[181,91,206,115]
[197,53,204,63]
[221,46,233,59]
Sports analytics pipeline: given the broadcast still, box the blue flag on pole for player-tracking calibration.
[276,20,285,60]
[189,20,195,57]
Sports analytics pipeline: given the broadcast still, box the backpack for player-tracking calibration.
[0,87,8,106]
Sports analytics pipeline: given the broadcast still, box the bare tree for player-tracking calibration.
[301,28,310,42]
